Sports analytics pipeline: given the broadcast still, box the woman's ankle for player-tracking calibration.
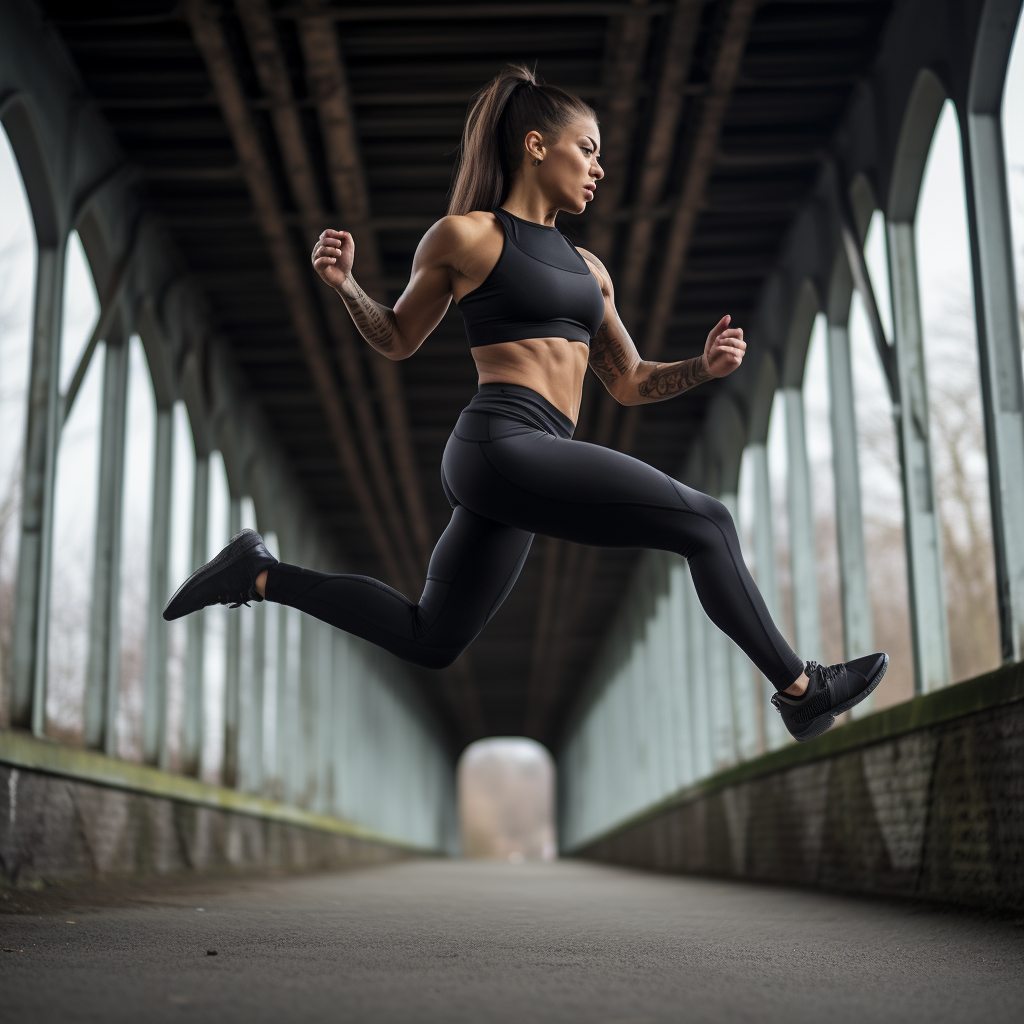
[255,569,269,598]
[783,673,807,697]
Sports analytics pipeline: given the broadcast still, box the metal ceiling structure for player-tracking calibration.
[38,0,895,747]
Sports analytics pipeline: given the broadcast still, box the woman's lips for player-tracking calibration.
[584,185,595,199]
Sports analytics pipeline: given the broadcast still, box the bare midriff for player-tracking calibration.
[471,337,591,424]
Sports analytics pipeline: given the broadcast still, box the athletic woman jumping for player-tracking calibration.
[165,65,887,742]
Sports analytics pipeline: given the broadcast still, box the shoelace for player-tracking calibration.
[771,661,843,714]
[217,591,252,610]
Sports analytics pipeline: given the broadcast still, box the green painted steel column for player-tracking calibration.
[826,319,875,716]
[246,599,266,794]
[222,496,242,786]
[10,239,67,735]
[721,492,760,759]
[143,405,173,765]
[783,387,823,664]
[316,620,334,814]
[749,443,788,749]
[682,564,712,778]
[182,453,209,776]
[887,220,951,694]
[299,612,318,808]
[667,556,694,787]
[963,17,1024,664]
[84,332,130,755]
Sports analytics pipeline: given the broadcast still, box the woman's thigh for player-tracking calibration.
[442,429,724,555]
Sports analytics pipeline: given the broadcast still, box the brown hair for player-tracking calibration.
[447,63,596,216]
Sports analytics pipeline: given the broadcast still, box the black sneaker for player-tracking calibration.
[771,653,889,742]
[163,529,278,621]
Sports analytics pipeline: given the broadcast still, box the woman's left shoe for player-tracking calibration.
[163,529,278,621]
[771,653,889,742]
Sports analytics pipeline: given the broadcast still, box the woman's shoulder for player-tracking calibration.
[416,211,502,269]
[420,211,498,253]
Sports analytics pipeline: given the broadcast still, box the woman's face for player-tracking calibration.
[527,116,604,215]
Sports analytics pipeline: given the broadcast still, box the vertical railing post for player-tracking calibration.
[826,318,875,713]
[683,565,712,778]
[222,495,242,786]
[273,603,292,801]
[182,452,209,776]
[749,443,788,749]
[246,598,266,794]
[962,77,1024,665]
[887,220,951,694]
[667,556,694,787]
[84,330,130,756]
[299,611,318,808]
[11,236,67,735]
[143,405,173,765]
[720,492,759,759]
[783,387,823,663]
[316,620,334,814]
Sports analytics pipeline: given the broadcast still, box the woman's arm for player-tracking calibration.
[312,218,472,360]
[578,248,746,405]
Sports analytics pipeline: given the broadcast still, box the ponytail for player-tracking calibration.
[447,63,595,216]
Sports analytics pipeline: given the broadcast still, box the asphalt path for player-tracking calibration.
[2,859,1023,1023]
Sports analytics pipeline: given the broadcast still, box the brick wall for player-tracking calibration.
[0,765,415,886]
[574,667,1024,913]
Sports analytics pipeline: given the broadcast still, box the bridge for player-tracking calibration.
[2,1,1023,1019]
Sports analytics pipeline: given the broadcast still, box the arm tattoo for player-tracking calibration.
[589,320,632,387]
[339,276,399,354]
[636,356,712,400]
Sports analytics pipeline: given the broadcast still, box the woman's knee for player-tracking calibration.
[690,492,736,531]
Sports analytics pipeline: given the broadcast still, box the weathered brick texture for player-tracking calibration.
[0,767,412,886]
[577,698,1024,912]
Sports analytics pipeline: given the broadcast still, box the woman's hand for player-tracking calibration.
[703,314,746,377]
[311,228,355,290]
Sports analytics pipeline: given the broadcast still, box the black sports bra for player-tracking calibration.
[456,208,606,348]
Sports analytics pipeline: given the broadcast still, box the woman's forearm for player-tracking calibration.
[336,274,403,357]
[631,356,713,403]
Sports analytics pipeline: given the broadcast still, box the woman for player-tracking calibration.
[165,65,886,742]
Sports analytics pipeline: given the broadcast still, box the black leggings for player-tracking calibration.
[266,383,804,689]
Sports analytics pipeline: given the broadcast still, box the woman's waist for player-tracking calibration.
[457,383,576,440]
[471,340,585,421]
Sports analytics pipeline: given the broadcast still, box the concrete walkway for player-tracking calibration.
[2,860,1022,1023]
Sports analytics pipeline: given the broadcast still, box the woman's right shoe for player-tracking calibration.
[163,528,278,621]
[771,653,889,742]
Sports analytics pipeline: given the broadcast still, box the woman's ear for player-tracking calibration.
[524,129,546,164]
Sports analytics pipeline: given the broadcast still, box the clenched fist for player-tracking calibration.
[311,228,355,290]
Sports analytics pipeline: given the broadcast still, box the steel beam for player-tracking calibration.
[611,0,759,454]
[826,321,875,674]
[316,621,334,814]
[246,599,266,794]
[586,0,655,261]
[297,0,435,571]
[235,0,423,589]
[222,495,242,786]
[84,332,130,756]
[184,0,407,591]
[721,491,759,759]
[10,241,66,735]
[143,405,173,765]
[886,221,951,694]
[182,453,209,777]
[682,563,712,778]
[963,1,1024,663]
[782,387,822,663]
[749,442,788,749]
